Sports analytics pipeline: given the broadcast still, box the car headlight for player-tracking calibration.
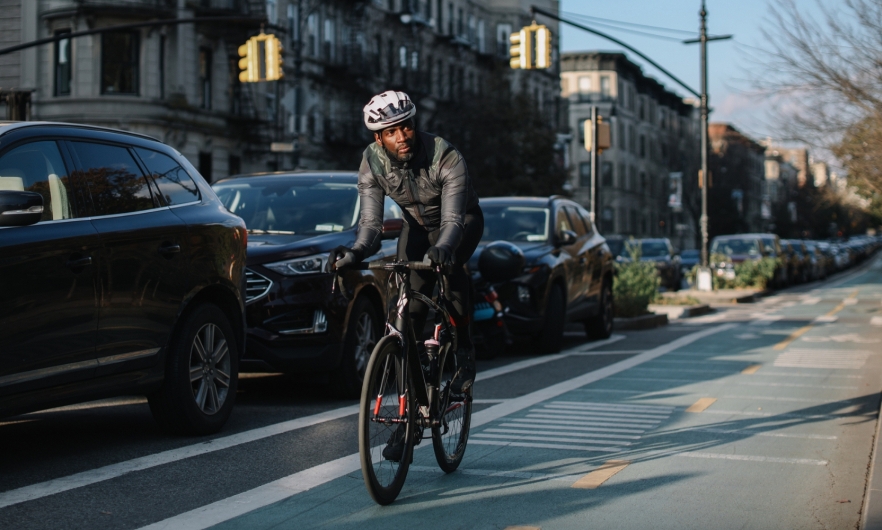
[264,254,328,276]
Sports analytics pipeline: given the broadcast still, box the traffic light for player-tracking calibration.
[238,38,259,83]
[237,33,284,82]
[535,25,552,69]
[509,24,553,70]
[510,27,533,69]
[265,34,284,81]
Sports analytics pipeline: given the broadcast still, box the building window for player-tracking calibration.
[496,24,511,56]
[477,20,486,53]
[602,161,613,186]
[639,135,646,158]
[388,39,396,76]
[287,4,299,45]
[579,162,591,188]
[228,154,241,177]
[199,48,212,109]
[448,3,454,35]
[399,46,407,69]
[199,152,213,183]
[600,75,610,98]
[323,18,335,61]
[54,30,72,96]
[577,76,591,94]
[266,0,277,25]
[159,35,165,99]
[101,32,139,95]
[578,118,587,144]
[307,14,319,56]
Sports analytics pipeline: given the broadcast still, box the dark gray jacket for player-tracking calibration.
[352,131,479,258]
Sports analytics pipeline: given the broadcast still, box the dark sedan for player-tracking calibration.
[212,172,400,397]
[468,197,615,354]
[636,239,681,291]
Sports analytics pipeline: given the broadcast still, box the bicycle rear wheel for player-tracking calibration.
[431,344,472,473]
[358,335,414,505]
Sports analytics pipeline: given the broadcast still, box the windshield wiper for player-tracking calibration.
[247,229,297,235]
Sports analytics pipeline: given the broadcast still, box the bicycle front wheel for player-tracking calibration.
[358,335,414,505]
[431,344,472,473]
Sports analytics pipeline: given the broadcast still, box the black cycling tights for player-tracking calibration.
[398,206,484,350]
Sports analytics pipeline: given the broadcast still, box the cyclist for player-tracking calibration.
[331,89,483,397]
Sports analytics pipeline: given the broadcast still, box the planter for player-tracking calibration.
[613,312,668,330]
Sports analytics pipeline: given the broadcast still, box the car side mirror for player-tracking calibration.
[381,218,403,240]
[0,191,43,227]
[557,229,577,246]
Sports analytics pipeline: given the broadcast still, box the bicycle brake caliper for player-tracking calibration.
[373,395,382,417]
[398,394,406,418]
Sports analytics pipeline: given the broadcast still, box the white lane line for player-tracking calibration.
[524,415,658,429]
[688,428,837,440]
[550,401,675,413]
[540,406,669,420]
[871,316,882,326]
[137,323,737,530]
[499,422,644,436]
[482,428,637,443]
[775,349,869,369]
[472,433,632,447]
[801,297,821,305]
[844,298,858,306]
[608,376,858,389]
[814,315,838,323]
[0,404,361,510]
[738,381,859,389]
[753,372,863,379]
[722,394,848,403]
[469,439,623,452]
[510,419,646,434]
[673,451,827,466]
[570,350,645,356]
[475,334,626,382]
[408,465,583,483]
[700,409,851,420]
[534,412,661,426]
[628,367,737,375]
[751,316,783,326]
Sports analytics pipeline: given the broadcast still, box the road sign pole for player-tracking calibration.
[590,105,598,223]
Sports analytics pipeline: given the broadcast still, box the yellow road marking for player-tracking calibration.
[774,291,857,351]
[571,460,631,489]
[741,364,761,374]
[686,397,717,413]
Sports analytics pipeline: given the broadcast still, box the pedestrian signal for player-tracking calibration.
[583,117,611,153]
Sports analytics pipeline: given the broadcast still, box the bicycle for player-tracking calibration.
[334,259,472,505]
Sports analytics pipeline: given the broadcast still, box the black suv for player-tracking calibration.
[212,171,401,397]
[0,122,247,434]
[469,197,615,353]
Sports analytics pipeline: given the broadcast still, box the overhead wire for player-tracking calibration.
[560,10,697,37]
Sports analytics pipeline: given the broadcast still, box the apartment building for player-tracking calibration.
[0,0,561,180]
[560,51,699,241]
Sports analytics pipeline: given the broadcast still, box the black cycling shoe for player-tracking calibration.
[382,424,407,462]
[450,346,476,394]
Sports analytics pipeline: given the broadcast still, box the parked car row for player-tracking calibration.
[604,235,682,291]
[709,232,881,287]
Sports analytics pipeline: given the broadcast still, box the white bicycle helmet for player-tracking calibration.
[363,90,416,131]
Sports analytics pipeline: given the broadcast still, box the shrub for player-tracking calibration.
[712,255,778,290]
[613,240,661,318]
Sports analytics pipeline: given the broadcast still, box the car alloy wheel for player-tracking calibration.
[189,322,231,415]
[353,311,376,376]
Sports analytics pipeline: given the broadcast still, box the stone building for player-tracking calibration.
[0,0,561,181]
[560,51,699,242]
[707,123,766,236]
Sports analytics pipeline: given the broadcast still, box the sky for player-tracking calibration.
[558,0,840,144]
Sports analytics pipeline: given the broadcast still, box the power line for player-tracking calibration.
[559,14,687,42]
[560,10,696,36]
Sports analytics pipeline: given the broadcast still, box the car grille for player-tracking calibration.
[245,268,272,304]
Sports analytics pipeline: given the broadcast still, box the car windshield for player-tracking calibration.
[760,238,776,252]
[482,205,549,242]
[213,180,359,235]
[711,238,760,256]
[640,241,669,258]
[681,250,699,259]
[607,239,625,256]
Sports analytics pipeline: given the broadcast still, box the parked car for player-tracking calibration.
[468,196,615,354]
[679,249,700,280]
[709,234,766,281]
[782,239,813,283]
[211,171,402,397]
[752,233,789,287]
[0,122,247,434]
[803,241,828,280]
[636,238,681,291]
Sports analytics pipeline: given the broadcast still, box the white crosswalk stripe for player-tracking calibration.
[774,348,870,369]
[472,401,674,452]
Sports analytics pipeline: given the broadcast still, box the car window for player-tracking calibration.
[0,141,74,221]
[575,206,595,235]
[383,196,402,221]
[134,148,200,206]
[556,208,573,236]
[481,205,549,242]
[640,240,670,258]
[69,141,155,216]
[564,206,587,237]
[711,238,760,256]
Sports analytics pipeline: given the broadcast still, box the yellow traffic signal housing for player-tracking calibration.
[237,32,284,82]
[535,25,552,69]
[583,117,611,153]
[265,34,284,81]
[238,38,260,83]
[510,28,533,69]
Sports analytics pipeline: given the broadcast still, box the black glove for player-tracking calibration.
[329,246,363,271]
[425,245,453,266]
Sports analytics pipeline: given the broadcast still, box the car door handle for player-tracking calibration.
[66,256,92,269]
[158,243,181,256]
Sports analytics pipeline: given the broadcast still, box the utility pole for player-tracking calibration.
[590,105,598,223]
[684,1,731,285]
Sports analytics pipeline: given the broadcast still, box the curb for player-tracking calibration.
[648,303,712,320]
[613,313,668,330]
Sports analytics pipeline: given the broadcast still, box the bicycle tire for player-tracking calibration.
[431,343,472,473]
[358,335,414,505]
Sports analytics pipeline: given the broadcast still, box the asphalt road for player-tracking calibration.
[2,255,882,530]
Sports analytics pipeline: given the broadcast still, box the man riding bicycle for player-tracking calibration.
[331,90,483,398]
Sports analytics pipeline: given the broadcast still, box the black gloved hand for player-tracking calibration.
[329,246,363,271]
[425,245,453,266]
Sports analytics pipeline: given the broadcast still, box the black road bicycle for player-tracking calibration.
[337,260,472,505]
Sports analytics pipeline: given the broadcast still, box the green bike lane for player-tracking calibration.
[139,256,882,530]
